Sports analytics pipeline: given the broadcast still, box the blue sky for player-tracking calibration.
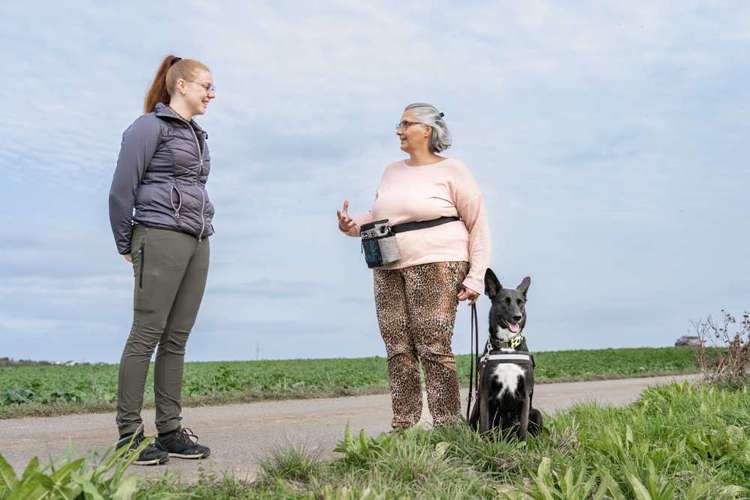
[1,2,748,362]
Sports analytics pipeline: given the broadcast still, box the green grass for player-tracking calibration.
[0,347,702,419]
[0,439,140,499]
[141,382,750,499]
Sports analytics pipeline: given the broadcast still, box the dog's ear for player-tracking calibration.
[484,268,502,298]
[516,276,531,298]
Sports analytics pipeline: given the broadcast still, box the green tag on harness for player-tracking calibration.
[509,334,524,349]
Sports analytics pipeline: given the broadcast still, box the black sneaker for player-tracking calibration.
[156,427,210,459]
[115,424,169,466]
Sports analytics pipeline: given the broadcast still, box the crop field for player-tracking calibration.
[0,347,702,419]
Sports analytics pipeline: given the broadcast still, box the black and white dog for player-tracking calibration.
[469,269,543,439]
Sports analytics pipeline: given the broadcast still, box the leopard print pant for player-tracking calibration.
[373,261,469,429]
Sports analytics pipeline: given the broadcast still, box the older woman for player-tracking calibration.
[337,103,490,429]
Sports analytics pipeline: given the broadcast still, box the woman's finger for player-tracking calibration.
[457,287,479,303]
[337,211,352,224]
[338,216,356,232]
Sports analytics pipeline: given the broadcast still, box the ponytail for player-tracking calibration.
[144,55,210,113]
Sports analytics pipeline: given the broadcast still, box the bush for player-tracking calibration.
[695,310,750,387]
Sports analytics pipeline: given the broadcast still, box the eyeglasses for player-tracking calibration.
[188,81,216,94]
[395,120,424,131]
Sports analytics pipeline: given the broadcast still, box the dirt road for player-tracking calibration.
[0,374,696,482]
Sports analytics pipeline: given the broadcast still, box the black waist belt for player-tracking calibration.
[390,216,460,234]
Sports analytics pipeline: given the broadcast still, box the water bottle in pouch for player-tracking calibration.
[360,219,401,268]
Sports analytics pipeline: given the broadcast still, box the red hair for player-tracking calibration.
[144,55,210,113]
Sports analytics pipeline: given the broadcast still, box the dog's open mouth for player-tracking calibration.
[505,322,521,334]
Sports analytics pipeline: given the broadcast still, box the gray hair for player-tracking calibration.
[404,102,452,153]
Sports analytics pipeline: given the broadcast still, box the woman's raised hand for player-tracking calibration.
[337,200,359,234]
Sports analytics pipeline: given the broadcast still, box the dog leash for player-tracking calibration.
[466,301,480,420]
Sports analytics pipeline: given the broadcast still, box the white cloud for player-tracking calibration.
[2,1,749,361]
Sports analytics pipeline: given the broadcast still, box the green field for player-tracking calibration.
[0,347,702,419]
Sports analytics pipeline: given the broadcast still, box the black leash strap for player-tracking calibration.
[466,301,480,420]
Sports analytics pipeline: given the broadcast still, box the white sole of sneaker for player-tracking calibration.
[133,457,169,466]
[168,452,210,459]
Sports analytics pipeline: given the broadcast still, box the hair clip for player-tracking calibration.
[170,57,182,66]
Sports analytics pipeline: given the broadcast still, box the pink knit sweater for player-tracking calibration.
[348,158,491,294]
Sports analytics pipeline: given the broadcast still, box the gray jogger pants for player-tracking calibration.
[116,225,209,436]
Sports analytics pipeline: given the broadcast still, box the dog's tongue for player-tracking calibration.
[508,323,521,334]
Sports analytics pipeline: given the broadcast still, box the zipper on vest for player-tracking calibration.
[185,125,207,241]
[167,108,207,241]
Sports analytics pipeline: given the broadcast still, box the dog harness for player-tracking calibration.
[478,347,535,382]
[480,349,533,365]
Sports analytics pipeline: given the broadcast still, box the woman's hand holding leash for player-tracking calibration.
[458,286,480,303]
[337,200,359,234]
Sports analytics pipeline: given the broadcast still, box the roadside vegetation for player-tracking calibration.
[0,347,702,419]
[4,382,746,499]
[695,310,750,388]
[148,382,749,499]
[0,444,139,499]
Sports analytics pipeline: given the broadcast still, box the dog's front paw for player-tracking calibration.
[528,408,544,436]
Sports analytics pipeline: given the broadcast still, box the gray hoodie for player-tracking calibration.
[109,103,215,255]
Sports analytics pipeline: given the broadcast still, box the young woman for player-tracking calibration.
[337,103,490,429]
[109,55,215,465]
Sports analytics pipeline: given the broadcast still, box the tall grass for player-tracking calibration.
[143,382,749,499]
[0,443,141,499]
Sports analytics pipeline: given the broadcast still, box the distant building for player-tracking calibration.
[675,335,702,347]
